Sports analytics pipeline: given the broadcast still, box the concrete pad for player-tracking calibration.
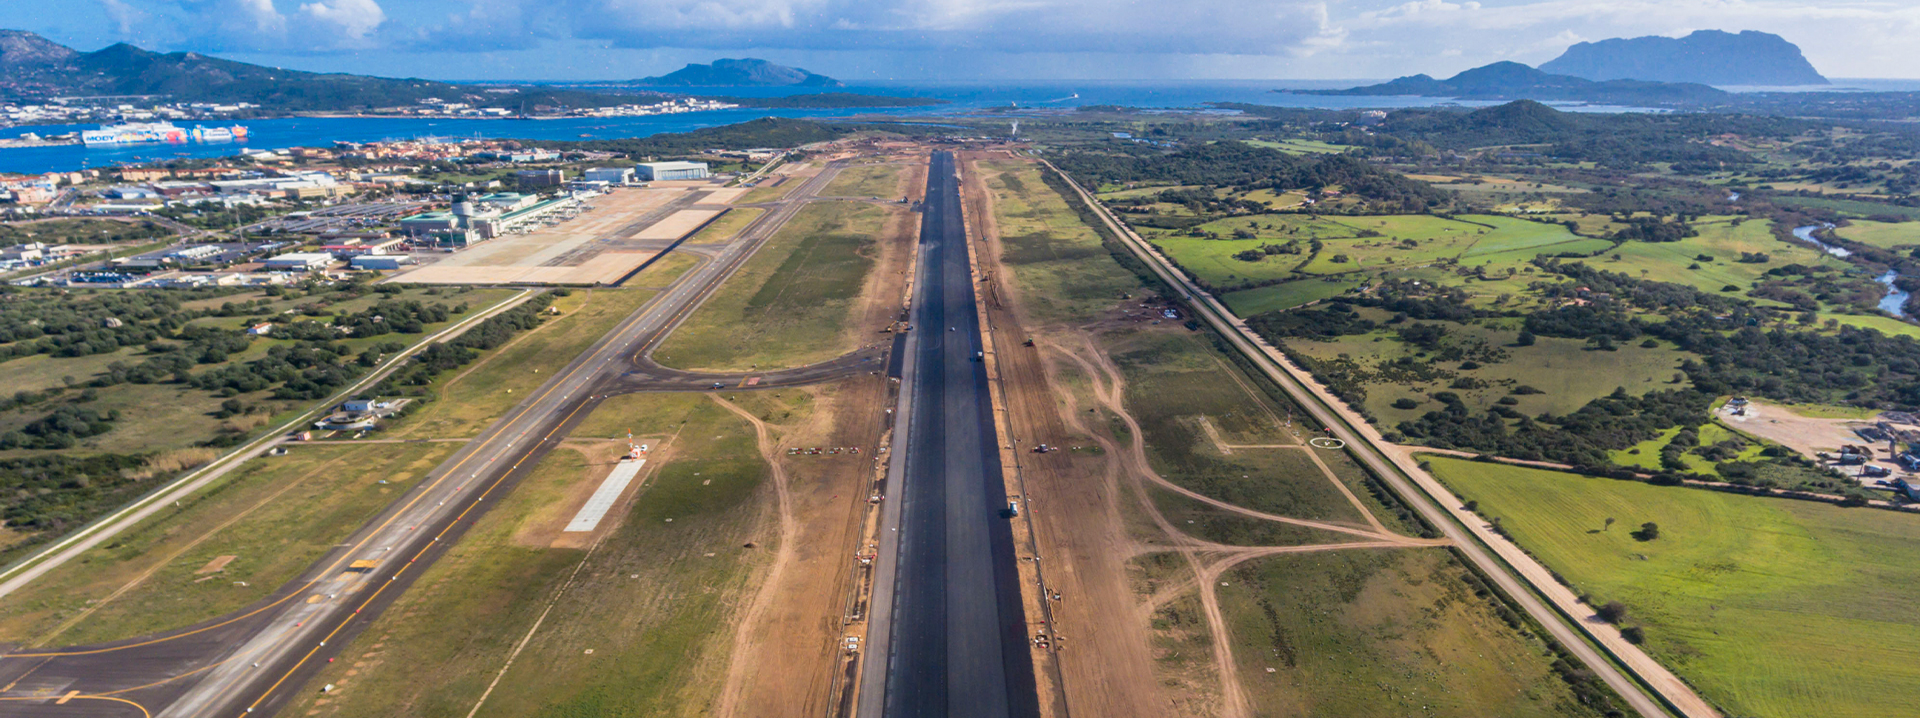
[702,187,750,204]
[635,209,722,240]
[566,460,646,532]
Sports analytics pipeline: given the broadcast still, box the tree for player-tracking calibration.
[1596,601,1629,624]
[1515,330,1536,347]
[1631,521,1660,541]
[1621,626,1646,644]
[1604,517,1615,532]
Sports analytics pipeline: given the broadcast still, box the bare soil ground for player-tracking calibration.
[961,152,1448,718]
[711,151,918,717]
[1722,400,1895,457]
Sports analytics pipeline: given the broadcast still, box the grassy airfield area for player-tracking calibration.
[1431,456,1920,718]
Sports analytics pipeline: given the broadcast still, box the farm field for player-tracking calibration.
[1430,456,1920,718]
[0,440,454,647]
[652,200,897,371]
[979,161,1140,324]
[286,392,772,717]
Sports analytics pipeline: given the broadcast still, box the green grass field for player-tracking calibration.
[0,441,453,646]
[1107,328,1370,527]
[1245,138,1350,155]
[0,218,173,245]
[0,346,141,396]
[821,163,907,198]
[653,201,892,372]
[1222,278,1360,316]
[0,287,520,455]
[1281,313,1689,426]
[1219,548,1608,717]
[1287,215,1586,276]
[1430,456,1920,718]
[982,161,1142,324]
[1772,195,1920,220]
[1832,220,1920,250]
[287,393,771,718]
[1606,219,1839,293]
[1608,423,1767,475]
[685,207,764,246]
[385,287,661,439]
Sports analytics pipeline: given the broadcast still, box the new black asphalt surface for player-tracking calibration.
[882,151,1039,718]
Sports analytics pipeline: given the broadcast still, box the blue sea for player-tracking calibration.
[0,79,1705,174]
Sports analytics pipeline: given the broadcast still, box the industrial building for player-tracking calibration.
[635,161,709,181]
[584,167,636,185]
[350,255,414,271]
[261,252,335,271]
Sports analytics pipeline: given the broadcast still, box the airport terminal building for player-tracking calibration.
[635,161,709,181]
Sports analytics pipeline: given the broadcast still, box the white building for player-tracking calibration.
[350,255,414,270]
[635,161,709,181]
[583,167,636,185]
[261,252,335,271]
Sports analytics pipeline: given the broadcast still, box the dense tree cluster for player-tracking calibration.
[1396,388,1711,466]
[0,454,150,532]
[1372,101,1791,169]
[1052,141,1446,212]
[1609,217,1700,243]
[0,405,119,450]
[371,294,556,395]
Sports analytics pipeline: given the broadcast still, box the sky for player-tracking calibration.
[4,1,1915,81]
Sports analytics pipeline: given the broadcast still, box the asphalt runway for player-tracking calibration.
[880,151,1040,718]
[0,162,886,718]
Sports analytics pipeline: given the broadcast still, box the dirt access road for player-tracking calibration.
[1043,157,1716,718]
[960,153,1446,718]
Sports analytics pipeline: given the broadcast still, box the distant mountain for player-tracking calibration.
[637,59,843,87]
[1540,30,1827,86]
[0,30,639,111]
[1312,61,1729,106]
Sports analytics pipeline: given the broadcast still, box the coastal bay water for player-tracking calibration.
[0,80,1623,175]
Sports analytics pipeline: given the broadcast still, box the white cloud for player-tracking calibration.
[298,0,387,40]
[99,0,151,35]
[231,0,288,35]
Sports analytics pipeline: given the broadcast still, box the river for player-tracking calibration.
[1792,224,1911,319]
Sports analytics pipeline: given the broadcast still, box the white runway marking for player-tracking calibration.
[565,460,646,532]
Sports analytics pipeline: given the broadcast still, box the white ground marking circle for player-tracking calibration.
[1309,437,1346,449]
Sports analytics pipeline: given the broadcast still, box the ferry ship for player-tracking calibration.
[190,125,248,142]
[81,122,248,146]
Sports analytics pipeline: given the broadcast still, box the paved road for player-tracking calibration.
[1046,160,1693,718]
[877,151,1039,718]
[0,162,885,718]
